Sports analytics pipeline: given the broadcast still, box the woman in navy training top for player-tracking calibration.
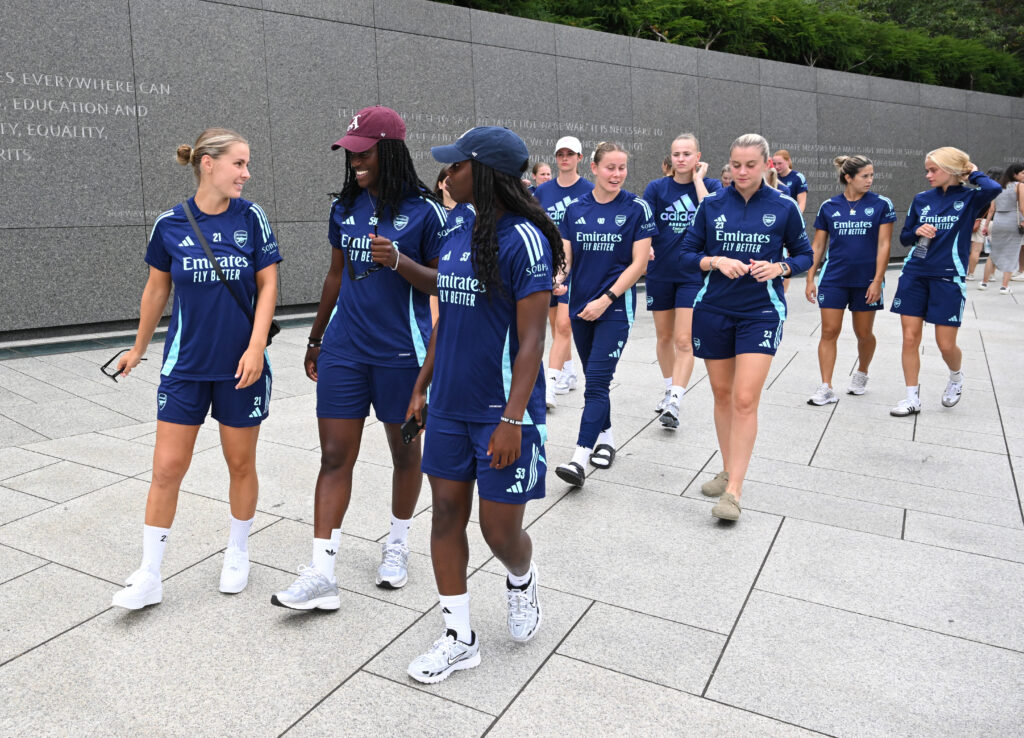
[271,107,446,611]
[554,142,657,487]
[805,155,896,405]
[889,147,1001,416]
[643,133,721,428]
[681,134,813,521]
[405,126,564,683]
[772,150,808,214]
[112,128,282,609]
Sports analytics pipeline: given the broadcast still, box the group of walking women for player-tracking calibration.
[108,104,1004,685]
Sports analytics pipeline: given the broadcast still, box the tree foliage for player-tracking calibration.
[447,0,1024,95]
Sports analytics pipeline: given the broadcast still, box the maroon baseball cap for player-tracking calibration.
[331,106,406,152]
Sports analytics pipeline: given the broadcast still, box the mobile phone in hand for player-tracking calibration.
[401,406,427,445]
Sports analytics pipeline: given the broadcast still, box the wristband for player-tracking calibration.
[603,289,617,302]
[500,416,523,426]
[307,336,322,348]
[711,256,720,270]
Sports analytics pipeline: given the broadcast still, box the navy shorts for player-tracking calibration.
[817,282,884,312]
[157,367,272,428]
[691,307,783,359]
[549,291,569,308]
[316,352,420,424]
[646,278,700,312]
[890,273,965,327]
[421,415,547,505]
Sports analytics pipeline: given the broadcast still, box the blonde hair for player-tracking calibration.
[672,132,700,149]
[764,168,781,189]
[773,149,792,164]
[176,128,248,180]
[730,134,770,162]
[721,164,730,176]
[926,147,972,183]
[592,141,628,164]
[834,155,872,185]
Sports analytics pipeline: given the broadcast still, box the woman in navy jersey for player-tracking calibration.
[404,126,563,683]
[111,128,282,609]
[643,133,721,428]
[772,150,808,213]
[534,136,592,408]
[680,134,813,521]
[889,147,1000,417]
[271,107,446,611]
[554,142,657,487]
[805,155,896,405]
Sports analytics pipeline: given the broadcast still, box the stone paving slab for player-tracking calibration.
[0,542,46,585]
[3,460,125,503]
[0,486,52,526]
[903,510,1024,564]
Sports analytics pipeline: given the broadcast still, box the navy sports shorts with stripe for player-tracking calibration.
[421,415,547,504]
[645,278,700,311]
[816,282,884,312]
[156,368,272,428]
[316,352,421,424]
[890,273,965,327]
[691,307,783,360]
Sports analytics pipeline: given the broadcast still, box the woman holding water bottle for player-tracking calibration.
[889,147,1000,417]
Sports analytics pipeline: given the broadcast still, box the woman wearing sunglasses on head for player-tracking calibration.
[110,128,282,609]
[271,106,446,611]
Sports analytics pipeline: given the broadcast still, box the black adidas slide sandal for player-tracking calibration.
[555,461,586,487]
[589,444,616,469]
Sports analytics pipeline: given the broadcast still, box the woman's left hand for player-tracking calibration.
[370,236,399,269]
[577,297,610,321]
[487,422,522,469]
[552,282,568,296]
[749,259,784,283]
[235,346,265,389]
[865,280,882,305]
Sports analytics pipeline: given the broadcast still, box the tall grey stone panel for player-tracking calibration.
[1,0,1022,336]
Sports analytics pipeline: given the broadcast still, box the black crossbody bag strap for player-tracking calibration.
[182,201,256,323]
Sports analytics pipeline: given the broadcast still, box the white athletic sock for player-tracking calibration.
[439,592,472,642]
[669,384,685,401]
[312,538,338,581]
[907,385,920,402]
[141,524,169,577]
[571,445,592,467]
[597,427,614,448]
[387,515,411,546]
[331,527,341,549]
[228,514,253,552]
[547,367,559,382]
[950,369,964,383]
[507,566,532,588]
[663,376,672,389]
[564,360,575,376]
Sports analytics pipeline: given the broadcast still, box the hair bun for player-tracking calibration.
[833,155,849,168]
[175,144,193,166]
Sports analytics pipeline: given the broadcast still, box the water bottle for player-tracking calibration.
[913,235,932,259]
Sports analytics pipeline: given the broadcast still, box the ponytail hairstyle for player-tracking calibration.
[764,168,781,189]
[531,161,548,176]
[329,138,437,220]
[672,132,700,149]
[661,156,672,176]
[834,154,873,185]
[176,128,248,180]
[773,149,793,165]
[926,147,972,184]
[592,140,628,164]
[469,160,566,301]
[730,133,771,162]
[998,163,1023,188]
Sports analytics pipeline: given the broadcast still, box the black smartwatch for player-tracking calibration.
[603,289,617,302]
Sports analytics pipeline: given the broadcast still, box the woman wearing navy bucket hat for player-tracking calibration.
[404,126,564,683]
[272,106,448,610]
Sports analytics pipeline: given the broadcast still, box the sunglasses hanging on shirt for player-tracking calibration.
[346,193,384,281]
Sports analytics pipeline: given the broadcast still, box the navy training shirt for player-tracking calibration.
[813,191,897,287]
[642,176,723,283]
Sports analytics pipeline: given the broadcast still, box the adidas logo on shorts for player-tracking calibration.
[758,339,773,348]
[249,408,262,419]
[506,480,524,495]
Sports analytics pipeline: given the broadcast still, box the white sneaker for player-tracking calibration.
[506,563,542,643]
[376,542,409,589]
[219,546,250,594]
[1011,271,1024,282]
[978,282,988,290]
[847,371,869,395]
[654,388,671,414]
[1000,286,1012,295]
[407,630,481,684]
[545,381,557,409]
[659,398,680,428]
[890,397,922,416]
[270,565,340,610]
[942,378,963,407]
[965,273,976,281]
[553,370,577,395]
[112,568,162,610]
[807,383,838,406]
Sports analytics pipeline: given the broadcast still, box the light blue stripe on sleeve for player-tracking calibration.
[625,288,635,325]
[161,302,183,376]
[409,290,427,366]
[765,279,787,320]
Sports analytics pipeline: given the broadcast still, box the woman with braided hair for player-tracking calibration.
[272,106,447,610]
[405,126,564,683]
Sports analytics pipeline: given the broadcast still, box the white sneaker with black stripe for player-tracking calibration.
[506,563,542,642]
[407,629,481,684]
[807,383,838,406]
[942,377,963,407]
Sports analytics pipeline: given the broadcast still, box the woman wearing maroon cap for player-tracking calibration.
[272,106,447,610]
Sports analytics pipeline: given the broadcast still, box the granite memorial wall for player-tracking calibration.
[2,0,1023,335]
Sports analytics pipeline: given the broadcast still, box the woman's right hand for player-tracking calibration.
[915,224,937,239]
[116,348,145,378]
[304,346,320,382]
[717,257,750,279]
[405,386,428,427]
[805,279,818,304]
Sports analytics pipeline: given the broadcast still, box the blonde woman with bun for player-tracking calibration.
[111,128,282,609]
[889,147,1000,416]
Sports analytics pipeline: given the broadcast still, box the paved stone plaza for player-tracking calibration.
[1,270,1023,736]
